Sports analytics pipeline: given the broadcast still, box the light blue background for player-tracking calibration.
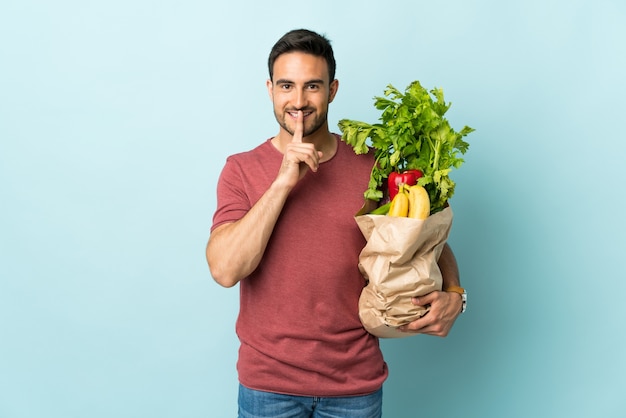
[1,0,625,417]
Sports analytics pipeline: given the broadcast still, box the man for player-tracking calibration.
[206,28,464,418]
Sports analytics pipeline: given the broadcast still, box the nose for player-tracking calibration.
[293,87,307,109]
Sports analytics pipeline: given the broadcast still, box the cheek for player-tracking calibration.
[272,92,289,107]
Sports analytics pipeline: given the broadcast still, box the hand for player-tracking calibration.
[278,110,323,187]
[398,291,462,337]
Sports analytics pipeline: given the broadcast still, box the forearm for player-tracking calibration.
[439,243,460,288]
[206,180,291,287]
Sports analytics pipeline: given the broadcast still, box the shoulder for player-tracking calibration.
[219,139,282,187]
[222,139,281,175]
[333,134,375,162]
[226,139,275,163]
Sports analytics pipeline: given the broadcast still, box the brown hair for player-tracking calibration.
[268,29,336,82]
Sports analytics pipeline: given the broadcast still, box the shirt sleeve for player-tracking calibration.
[210,156,251,232]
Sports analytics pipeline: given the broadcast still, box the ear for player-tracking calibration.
[328,79,339,103]
[266,79,273,100]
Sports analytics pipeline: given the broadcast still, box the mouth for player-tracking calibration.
[287,110,313,119]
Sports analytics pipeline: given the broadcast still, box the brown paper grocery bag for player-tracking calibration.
[355,206,453,338]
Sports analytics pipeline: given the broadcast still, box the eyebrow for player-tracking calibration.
[274,78,326,85]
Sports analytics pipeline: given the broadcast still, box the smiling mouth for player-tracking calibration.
[287,110,313,119]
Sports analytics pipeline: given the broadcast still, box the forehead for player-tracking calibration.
[272,52,329,83]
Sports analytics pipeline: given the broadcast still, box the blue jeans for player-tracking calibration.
[238,384,383,418]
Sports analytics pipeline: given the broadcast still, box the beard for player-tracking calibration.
[274,106,328,138]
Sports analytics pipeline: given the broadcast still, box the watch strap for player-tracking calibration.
[444,286,467,313]
[444,285,465,295]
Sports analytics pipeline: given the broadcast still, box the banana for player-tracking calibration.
[407,185,430,219]
[388,189,409,217]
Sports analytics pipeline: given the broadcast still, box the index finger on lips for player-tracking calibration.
[292,110,304,143]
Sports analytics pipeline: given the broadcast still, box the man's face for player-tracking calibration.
[267,52,338,139]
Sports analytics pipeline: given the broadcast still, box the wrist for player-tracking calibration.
[444,285,467,314]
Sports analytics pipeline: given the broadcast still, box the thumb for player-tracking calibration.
[292,110,304,143]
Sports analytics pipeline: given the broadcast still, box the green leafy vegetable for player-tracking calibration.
[338,81,474,214]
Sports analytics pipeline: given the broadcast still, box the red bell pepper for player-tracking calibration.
[388,169,423,200]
